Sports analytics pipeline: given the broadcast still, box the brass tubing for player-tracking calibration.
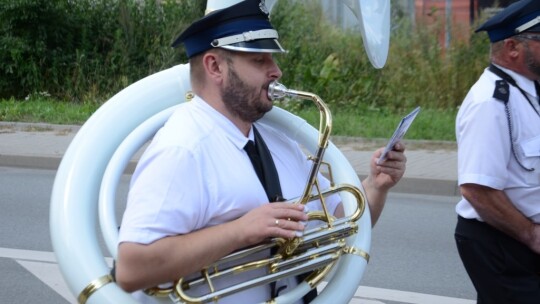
[175,253,339,303]
[77,274,114,304]
[164,82,368,303]
[268,82,332,207]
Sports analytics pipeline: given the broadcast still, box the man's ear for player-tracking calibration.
[504,38,522,59]
[202,51,226,84]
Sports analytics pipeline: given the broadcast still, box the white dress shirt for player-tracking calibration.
[456,65,540,223]
[119,96,340,303]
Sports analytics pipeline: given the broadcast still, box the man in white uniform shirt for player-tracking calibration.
[455,0,540,303]
[115,0,407,303]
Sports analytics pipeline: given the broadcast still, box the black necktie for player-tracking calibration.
[243,127,283,202]
[243,127,316,303]
[535,81,540,106]
[244,140,266,187]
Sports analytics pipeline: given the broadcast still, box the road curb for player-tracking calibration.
[1,154,460,197]
[0,155,61,171]
[0,122,460,197]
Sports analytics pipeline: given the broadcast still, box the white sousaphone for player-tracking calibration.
[49,0,391,303]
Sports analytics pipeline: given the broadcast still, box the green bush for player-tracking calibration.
[272,1,489,113]
[1,0,490,114]
[0,0,203,101]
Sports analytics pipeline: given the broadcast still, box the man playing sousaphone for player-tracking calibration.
[115,0,407,303]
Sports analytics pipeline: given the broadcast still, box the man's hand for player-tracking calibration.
[528,224,540,254]
[461,183,540,255]
[362,142,407,226]
[117,202,308,292]
[369,142,407,191]
[234,202,308,245]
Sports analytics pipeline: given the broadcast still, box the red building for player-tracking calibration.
[414,0,520,46]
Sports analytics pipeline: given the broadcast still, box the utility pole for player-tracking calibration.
[445,0,452,48]
[408,0,416,27]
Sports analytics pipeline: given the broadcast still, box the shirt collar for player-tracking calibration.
[493,64,538,98]
[191,95,254,150]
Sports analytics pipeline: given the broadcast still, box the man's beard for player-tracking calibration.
[524,44,540,79]
[221,66,272,123]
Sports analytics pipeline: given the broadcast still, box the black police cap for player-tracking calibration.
[476,0,540,42]
[171,0,286,58]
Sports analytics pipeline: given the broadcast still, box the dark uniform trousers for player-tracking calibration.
[455,216,540,304]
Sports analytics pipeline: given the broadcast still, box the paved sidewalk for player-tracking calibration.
[0,122,459,197]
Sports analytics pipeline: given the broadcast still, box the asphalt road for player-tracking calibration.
[0,166,475,303]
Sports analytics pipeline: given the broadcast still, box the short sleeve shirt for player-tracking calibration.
[455,66,540,223]
[118,96,340,303]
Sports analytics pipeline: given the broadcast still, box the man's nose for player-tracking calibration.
[269,59,282,80]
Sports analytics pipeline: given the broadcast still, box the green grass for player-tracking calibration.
[0,0,475,142]
[295,106,456,141]
[0,0,469,142]
[0,97,100,125]
[0,97,457,141]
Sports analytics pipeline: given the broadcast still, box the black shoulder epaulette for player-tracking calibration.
[493,80,509,104]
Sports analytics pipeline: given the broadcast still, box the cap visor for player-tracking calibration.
[220,39,287,53]
[527,24,540,32]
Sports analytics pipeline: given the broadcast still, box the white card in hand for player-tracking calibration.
[377,106,421,164]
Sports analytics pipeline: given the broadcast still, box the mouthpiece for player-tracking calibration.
[267,81,289,100]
